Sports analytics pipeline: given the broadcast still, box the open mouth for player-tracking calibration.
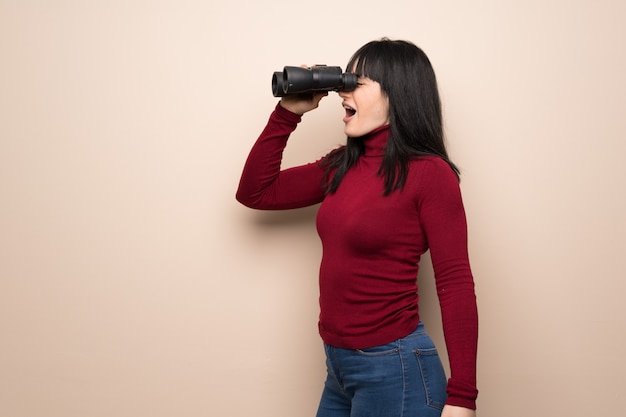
[343,104,356,118]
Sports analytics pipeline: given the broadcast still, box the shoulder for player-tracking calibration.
[411,156,460,187]
[408,157,466,217]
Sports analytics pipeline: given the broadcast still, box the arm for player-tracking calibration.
[442,405,476,417]
[417,158,479,411]
[236,97,329,210]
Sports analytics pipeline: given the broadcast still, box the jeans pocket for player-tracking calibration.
[355,342,399,357]
[414,348,448,410]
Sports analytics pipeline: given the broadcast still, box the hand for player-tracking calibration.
[278,64,328,115]
[441,404,476,417]
[279,91,328,115]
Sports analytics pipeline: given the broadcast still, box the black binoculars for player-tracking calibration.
[272,65,358,97]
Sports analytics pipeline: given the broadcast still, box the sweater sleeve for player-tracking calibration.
[236,103,327,210]
[417,158,479,410]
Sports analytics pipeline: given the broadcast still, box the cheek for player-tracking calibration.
[375,100,390,122]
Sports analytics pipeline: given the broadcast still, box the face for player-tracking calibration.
[339,75,390,138]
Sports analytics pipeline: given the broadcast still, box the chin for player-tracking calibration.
[344,125,364,138]
[344,127,373,138]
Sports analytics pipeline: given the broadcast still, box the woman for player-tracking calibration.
[236,38,478,417]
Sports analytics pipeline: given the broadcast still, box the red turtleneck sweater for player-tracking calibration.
[236,103,478,409]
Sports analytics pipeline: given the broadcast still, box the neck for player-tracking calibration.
[361,124,390,156]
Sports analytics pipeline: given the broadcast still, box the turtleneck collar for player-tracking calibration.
[359,124,390,157]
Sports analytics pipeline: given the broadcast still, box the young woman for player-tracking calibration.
[236,38,478,417]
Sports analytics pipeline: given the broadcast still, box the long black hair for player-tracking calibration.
[321,38,459,195]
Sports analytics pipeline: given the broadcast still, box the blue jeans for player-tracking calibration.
[316,323,447,417]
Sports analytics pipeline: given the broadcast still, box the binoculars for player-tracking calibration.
[272,65,358,97]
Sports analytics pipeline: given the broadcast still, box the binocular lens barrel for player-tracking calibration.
[272,66,357,97]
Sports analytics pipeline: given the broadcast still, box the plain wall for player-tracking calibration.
[1,1,625,416]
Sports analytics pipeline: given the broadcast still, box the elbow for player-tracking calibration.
[235,187,264,209]
[235,190,254,208]
[235,178,254,208]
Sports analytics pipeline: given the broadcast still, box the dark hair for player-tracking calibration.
[321,38,459,195]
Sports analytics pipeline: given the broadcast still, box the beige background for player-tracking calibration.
[1,1,625,416]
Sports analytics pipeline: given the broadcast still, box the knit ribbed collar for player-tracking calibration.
[361,124,390,157]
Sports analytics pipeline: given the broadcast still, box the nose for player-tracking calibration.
[338,89,351,99]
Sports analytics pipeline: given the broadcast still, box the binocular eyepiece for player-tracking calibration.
[272,65,358,97]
